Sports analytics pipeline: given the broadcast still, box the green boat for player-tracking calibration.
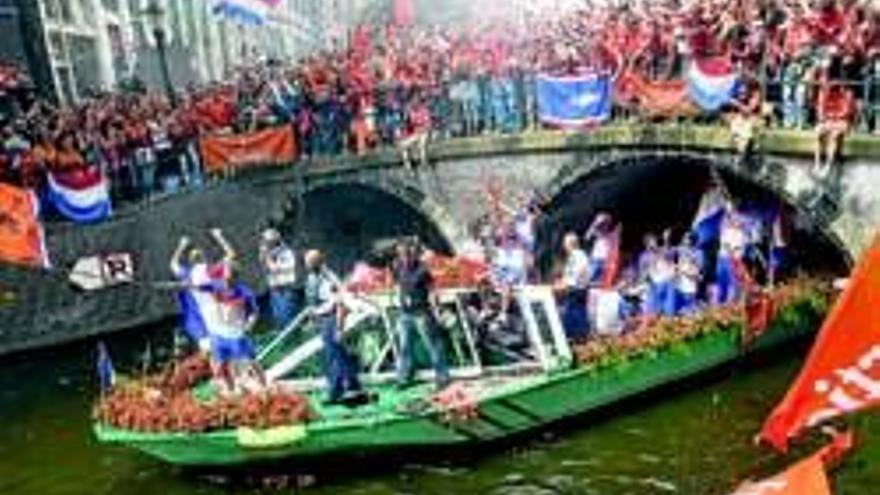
[93,283,828,467]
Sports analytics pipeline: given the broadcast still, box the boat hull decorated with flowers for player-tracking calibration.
[93,279,829,467]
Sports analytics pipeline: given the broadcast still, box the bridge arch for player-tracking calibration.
[268,175,465,270]
[538,150,852,275]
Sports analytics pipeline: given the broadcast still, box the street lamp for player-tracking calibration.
[141,0,177,107]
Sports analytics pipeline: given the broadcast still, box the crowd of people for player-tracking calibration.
[2,0,879,210]
[480,182,783,342]
[164,171,784,403]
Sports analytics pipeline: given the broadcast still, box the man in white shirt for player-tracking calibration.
[556,233,590,342]
[716,205,748,305]
[259,228,299,330]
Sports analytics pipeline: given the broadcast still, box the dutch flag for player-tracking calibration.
[46,167,111,224]
[769,211,787,273]
[686,57,741,112]
[96,341,116,393]
[691,186,727,249]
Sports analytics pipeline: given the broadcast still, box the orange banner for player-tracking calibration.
[730,431,852,495]
[199,126,296,174]
[0,184,48,268]
[615,71,699,117]
[760,235,880,451]
[730,451,831,495]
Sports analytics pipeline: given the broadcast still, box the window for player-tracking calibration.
[101,0,120,13]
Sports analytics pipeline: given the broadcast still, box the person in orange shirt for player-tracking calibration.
[53,131,87,173]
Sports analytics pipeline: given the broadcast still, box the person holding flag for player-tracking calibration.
[583,212,620,287]
[204,260,265,394]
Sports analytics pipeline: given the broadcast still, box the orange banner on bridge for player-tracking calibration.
[0,184,48,268]
[199,126,296,174]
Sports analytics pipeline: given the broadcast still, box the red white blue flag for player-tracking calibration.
[47,167,112,224]
[691,185,727,248]
[686,57,741,112]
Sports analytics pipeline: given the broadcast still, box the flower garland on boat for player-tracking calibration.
[573,277,829,367]
[95,355,316,433]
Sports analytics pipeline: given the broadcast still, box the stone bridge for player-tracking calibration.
[1,124,878,354]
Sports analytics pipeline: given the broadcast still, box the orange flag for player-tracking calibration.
[730,451,831,495]
[760,236,880,451]
[731,431,853,495]
[0,183,48,268]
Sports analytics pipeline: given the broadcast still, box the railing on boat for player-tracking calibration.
[256,285,574,390]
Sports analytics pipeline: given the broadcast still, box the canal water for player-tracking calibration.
[1,324,877,495]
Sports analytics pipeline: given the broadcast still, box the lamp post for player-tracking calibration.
[142,0,177,107]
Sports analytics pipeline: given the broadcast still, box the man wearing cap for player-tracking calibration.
[259,228,299,330]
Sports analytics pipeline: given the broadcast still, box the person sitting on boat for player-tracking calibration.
[259,228,299,331]
[716,203,749,305]
[204,261,266,394]
[392,239,451,390]
[556,232,590,343]
[169,228,236,354]
[583,212,615,286]
[675,233,704,315]
[304,249,366,405]
[639,233,677,317]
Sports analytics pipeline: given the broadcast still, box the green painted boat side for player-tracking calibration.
[93,298,823,467]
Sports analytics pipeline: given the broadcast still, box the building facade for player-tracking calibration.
[31,0,343,104]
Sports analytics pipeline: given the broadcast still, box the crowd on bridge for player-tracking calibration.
[1,0,879,222]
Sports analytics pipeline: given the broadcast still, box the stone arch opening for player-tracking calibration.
[277,183,454,271]
[538,155,851,278]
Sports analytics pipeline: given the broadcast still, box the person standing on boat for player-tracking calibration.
[556,233,590,342]
[675,233,704,314]
[392,239,451,390]
[716,203,748,305]
[304,249,365,405]
[490,228,529,324]
[639,233,676,317]
[259,228,299,331]
[170,228,236,353]
[583,212,615,286]
[204,261,266,394]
